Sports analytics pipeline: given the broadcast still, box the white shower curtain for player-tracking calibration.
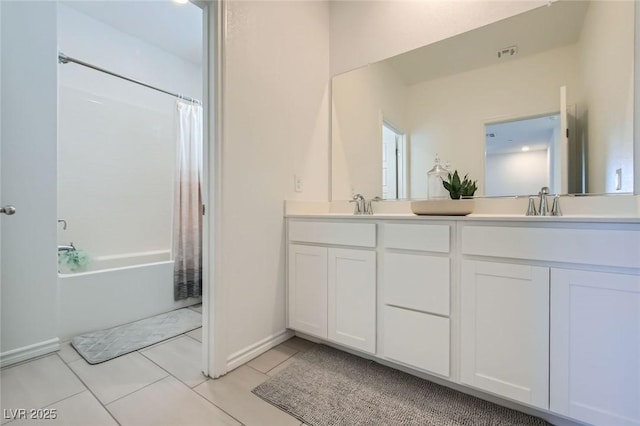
[173,101,203,300]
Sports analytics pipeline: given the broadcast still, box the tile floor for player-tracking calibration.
[1,330,316,426]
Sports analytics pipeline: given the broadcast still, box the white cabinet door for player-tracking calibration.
[550,269,640,426]
[461,260,549,409]
[328,248,376,353]
[288,244,328,339]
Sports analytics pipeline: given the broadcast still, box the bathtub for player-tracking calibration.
[58,250,201,340]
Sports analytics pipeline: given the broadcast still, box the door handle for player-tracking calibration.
[0,205,16,215]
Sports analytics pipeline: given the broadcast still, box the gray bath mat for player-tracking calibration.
[72,308,201,364]
[253,345,551,426]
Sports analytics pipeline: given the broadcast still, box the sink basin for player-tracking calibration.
[411,199,475,216]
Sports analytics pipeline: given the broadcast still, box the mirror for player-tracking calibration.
[331,0,634,200]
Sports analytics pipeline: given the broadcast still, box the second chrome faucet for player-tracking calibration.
[350,194,381,215]
[526,186,562,216]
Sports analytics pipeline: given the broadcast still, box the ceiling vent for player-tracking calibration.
[497,45,518,59]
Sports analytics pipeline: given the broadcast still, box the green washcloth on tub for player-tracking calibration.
[59,249,90,272]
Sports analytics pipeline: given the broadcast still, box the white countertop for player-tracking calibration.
[284,197,640,224]
[285,212,640,223]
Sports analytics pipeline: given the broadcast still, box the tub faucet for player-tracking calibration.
[350,194,366,215]
[58,242,76,253]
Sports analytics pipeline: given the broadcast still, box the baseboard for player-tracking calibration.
[1,338,60,368]
[226,329,294,371]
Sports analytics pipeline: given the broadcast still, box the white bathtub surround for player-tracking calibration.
[58,257,200,341]
[173,101,204,300]
[57,3,203,263]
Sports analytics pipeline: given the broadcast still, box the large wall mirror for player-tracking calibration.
[331,0,634,200]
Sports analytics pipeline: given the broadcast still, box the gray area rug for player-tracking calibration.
[252,345,551,426]
[72,308,201,364]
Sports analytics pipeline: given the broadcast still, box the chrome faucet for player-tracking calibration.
[365,196,382,215]
[58,242,76,253]
[526,197,537,216]
[551,195,562,216]
[349,194,366,215]
[364,195,382,214]
[526,187,562,216]
[538,186,550,216]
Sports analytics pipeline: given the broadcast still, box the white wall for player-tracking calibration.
[1,1,59,362]
[407,45,579,198]
[57,4,202,259]
[329,0,546,76]
[578,1,634,194]
[486,150,549,197]
[221,0,329,367]
[332,61,408,200]
[58,5,201,104]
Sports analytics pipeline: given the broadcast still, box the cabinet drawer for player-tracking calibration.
[383,305,450,377]
[384,223,449,253]
[462,225,640,268]
[383,253,450,316]
[288,221,376,247]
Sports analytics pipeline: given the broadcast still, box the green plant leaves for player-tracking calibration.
[442,170,477,199]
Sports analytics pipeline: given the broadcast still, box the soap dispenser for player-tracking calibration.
[427,154,449,200]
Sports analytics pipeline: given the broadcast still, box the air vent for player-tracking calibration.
[497,45,518,59]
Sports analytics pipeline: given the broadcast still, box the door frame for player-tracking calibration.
[197,0,226,378]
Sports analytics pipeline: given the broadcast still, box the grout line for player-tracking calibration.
[246,364,268,375]
[104,375,169,407]
[189,380,246,426]
[137,346,208,390]
[58,342,82,364]
[183,329,202,344]
[263,353,298,376]
[57,353,123,426]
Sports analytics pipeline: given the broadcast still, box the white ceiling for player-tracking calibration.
[388,0,590,86]
[63,1,203,65]
[485,114,560,155]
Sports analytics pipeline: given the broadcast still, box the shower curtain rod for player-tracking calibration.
[58,52,201,105]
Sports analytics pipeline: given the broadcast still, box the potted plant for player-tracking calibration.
[442,170,477,200]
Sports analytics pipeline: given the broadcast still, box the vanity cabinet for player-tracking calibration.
[381,223,452,377]
[460,260,549,410]
[461,223,640,422]
[287,221,377,353]
[550,268,640,426]
[286,215,640,426]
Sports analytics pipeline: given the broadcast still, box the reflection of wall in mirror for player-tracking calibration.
[331,1,634,199]
[486,150,549,197]
[408,44,579,198]
[578,1,634,193]
[332,61,407,199]
[329,1,545,76]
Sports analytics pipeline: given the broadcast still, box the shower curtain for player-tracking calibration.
[173,101,203,300]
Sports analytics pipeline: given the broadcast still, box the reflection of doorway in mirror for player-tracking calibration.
[485,113,561,197]
[382,122,406,199]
